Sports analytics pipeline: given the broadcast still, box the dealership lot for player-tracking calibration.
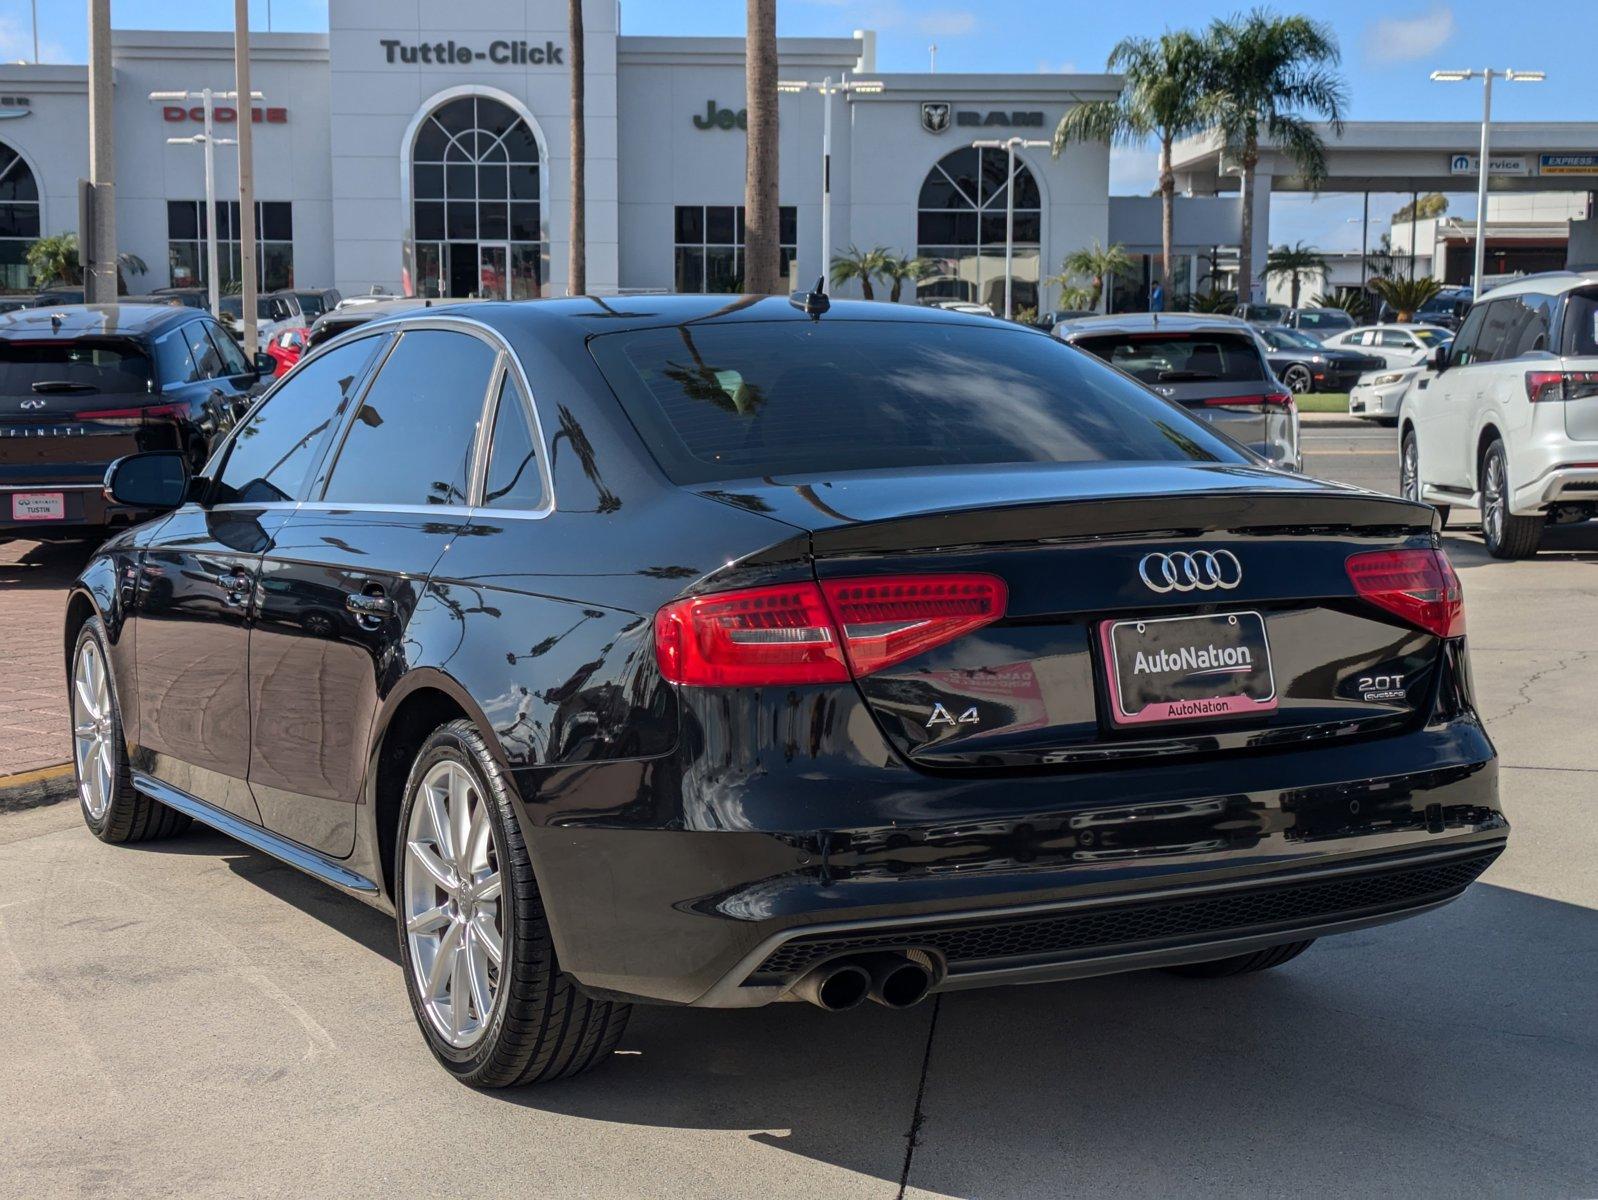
[2,429,1596,1198]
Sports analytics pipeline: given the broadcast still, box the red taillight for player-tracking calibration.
[654,573,1007,687]
[75,402,187,421]
[1526,370,1598,403]
[1345,548,1464,639]
[1200,392,1295,410]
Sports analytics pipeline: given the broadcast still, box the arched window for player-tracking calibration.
[410,95,542,300]
[0,142,40,293]
[916,146,1040,314]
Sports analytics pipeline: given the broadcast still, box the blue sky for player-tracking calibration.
[4,0,1593,250]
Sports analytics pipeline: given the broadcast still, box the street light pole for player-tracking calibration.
[777,76,883,290]
[1430,67,1544,297]
[149,88,263,317]
[85,0,117,303]
[972,136,1048,320]
[234,0,258,353]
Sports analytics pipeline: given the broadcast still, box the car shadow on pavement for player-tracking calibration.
[161,820,1598,1196]
[0,537,99,590]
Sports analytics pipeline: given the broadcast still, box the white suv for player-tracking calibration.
[1400,271,1598,558]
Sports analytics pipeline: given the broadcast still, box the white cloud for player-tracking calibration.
[1109,146,1161,195]
[1364,5,1456,64]
[917,11,977,37]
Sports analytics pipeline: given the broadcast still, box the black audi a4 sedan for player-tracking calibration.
[65,296,1505,1087]
[1,304,272,539]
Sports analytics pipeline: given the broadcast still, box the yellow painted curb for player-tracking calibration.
[0,761,75,811]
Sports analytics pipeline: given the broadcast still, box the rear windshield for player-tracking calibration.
[1071,332,1268,385]
[588,321,1247,484]
[1296,310,1352,330]
[0,339,154,395]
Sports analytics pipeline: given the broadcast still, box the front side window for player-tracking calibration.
[672,205,797,294]
[211,336,384,505]
[482,372,543,509]
[590,321,1247,485]
[321,330,496,506]
[1451,303,1491,366]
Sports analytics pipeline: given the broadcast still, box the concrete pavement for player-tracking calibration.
[2,440,1596,1197]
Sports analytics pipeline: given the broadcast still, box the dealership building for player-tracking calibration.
[0,3,1129,312]
[0,3,1592,310]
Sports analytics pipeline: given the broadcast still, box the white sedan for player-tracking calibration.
[1323,324,1452,369]
[1349,365,1425,426]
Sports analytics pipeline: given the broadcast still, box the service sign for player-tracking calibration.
[1540,153,1598,176]
[1449,154,1529,176]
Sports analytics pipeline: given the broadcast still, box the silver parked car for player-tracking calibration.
[1057,313,1301,469]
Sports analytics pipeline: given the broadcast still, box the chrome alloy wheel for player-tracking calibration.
[1482,450,1506,548]
[1401,435,1420,502]
[72,638,116,820]
[404,760,505,1049]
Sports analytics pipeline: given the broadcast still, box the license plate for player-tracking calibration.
[10,492,64,521]
[1100,611,1278,726]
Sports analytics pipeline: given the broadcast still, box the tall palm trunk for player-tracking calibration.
[742,0,780,294]
[567,0,586,296]
[1158,133,1175,299]
[1236,135,1259,303]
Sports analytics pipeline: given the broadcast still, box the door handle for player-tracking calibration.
[346,591,394,620]
[221,566,253,607]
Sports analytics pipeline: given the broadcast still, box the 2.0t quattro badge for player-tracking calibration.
[1138,549,1242,594]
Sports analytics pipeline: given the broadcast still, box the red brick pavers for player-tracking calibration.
[0,539,89,776]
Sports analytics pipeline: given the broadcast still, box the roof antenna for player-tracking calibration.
[790,275,830,320]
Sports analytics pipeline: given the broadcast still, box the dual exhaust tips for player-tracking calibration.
[790,950,940,1012]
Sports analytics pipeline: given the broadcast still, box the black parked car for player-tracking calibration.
[277,287,342,322]
[1057,312,1301,467]
[67,297,1504,1088]
[1,304,272,538]
[1256,325,1386,393]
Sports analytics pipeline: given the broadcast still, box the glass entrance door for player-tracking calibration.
[478,243,510,299]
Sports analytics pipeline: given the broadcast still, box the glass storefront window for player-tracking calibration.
[915,147,1040,313]
[409,95,543,299]
[166,200,294,291]
[0,142,40,293]
[672,205,796,294]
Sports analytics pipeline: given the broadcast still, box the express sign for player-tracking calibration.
[163,105,288,125]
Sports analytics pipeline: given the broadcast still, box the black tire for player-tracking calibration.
[394,719,629,1088]
[1282,364,1313,394]
[70,617,192,844]
[1164,939,1315,979]
[1480,439,1543,559]
[1399,426,1448,529]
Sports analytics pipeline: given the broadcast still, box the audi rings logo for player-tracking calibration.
[1138,550,1243,593]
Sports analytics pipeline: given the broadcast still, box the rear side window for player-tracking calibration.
[1562,290,1598,357]
[0,339,154,395]
[482,373,543,510]
[211,336,384,504]
[321,329,496,507]
[589,321,1247,485]
[1075,332,1268,384]
[182,321,224,379]
[1502,293,1555,359]
[206,322,253,376]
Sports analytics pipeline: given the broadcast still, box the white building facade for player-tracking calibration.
[0,3,1122,313]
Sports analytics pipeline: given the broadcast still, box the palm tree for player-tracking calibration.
[1049,240,1132,313]
[878,252,933,303]
[1052,30,1210,302]
[1263,241,1327,308]
[829,245,887,300]
[1203,10,1347,305]
[1313,288,1367,320]
[1370,275,1442,322]
[567,0,585,295]
[741,0,780,294]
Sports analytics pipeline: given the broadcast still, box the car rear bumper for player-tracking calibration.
[0,482,158,536]
[1349,380,1408,419]
[516,715,1503,1007]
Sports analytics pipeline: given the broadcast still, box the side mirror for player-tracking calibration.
[104,451,190,511]
[1431,343,1450,373]
[253,351,276,376]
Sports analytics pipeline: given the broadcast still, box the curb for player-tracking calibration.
[0,763,75,814]
[1299,413,1371,429]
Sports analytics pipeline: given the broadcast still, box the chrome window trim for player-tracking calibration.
[475,350,551,516]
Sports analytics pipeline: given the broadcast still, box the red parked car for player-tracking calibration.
[265,326,309,377]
